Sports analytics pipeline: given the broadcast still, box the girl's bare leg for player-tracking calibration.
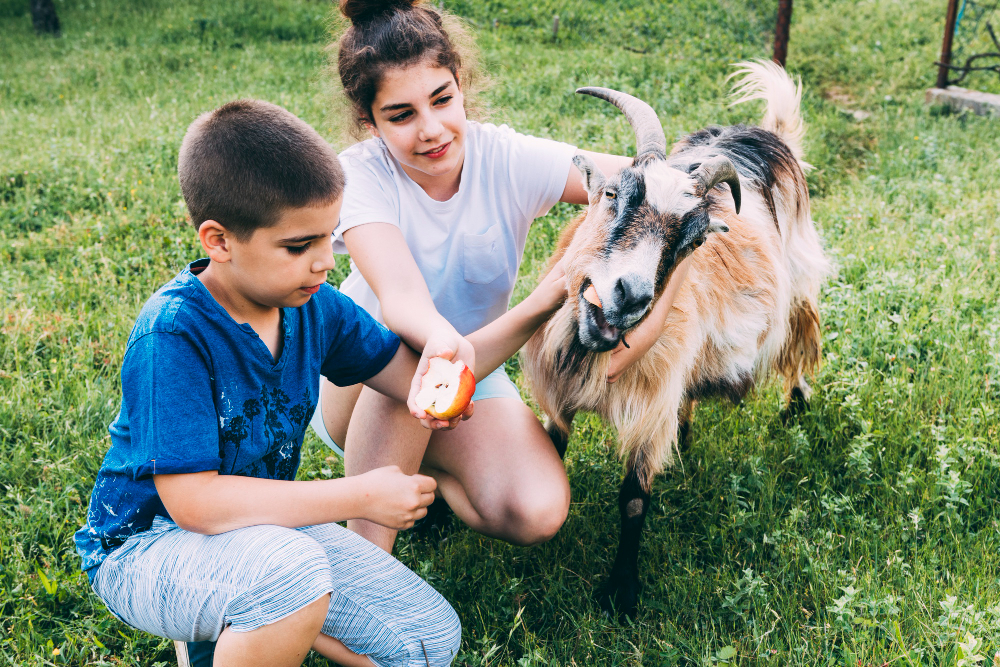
[421,397,570,546]
[319,378,363,449]
[341,386,569,550]
[343,386,433,551]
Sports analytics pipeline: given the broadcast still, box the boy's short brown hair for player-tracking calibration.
[178,100,344,240]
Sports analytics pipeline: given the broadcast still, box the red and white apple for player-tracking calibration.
[414,358,476,420]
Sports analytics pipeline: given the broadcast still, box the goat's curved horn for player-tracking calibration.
[576,87,667,163]
[691,155,742,214]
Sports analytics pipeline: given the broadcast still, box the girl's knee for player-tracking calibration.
[487,483,570,546]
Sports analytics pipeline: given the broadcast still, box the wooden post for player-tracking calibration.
[174,641,191,667]
[773,0,793,67]
[936,0,961,88]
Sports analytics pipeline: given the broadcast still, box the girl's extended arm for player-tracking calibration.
[464,259,566,378]
[154,464,436,536]
[342,222,475,371]
[607,255,693,382]
[560,150,634,205]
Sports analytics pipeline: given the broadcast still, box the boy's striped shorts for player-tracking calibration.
[90,516,461,666]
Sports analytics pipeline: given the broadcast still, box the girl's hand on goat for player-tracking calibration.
[532,258,569,315]
[407,329,476,429]
[606,256,694,383]
[355,465,437,530]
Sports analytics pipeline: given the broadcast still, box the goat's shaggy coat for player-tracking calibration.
[522,61,829,617]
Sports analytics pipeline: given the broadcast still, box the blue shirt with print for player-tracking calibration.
[75,259,400,573]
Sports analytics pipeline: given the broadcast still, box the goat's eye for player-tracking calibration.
[604,191,616,200]
[693,237,705,248]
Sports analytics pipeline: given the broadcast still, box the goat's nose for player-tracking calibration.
[613,274,653,317]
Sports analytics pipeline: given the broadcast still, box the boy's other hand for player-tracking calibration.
[407,330,476,429]
[356,466,437,530]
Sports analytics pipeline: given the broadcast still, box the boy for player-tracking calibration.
[74,100,463,667]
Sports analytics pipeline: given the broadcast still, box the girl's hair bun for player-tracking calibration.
[339,0,422,25]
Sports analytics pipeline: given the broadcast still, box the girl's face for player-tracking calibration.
[369,63,467,192]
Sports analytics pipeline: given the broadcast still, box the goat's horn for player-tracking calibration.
[576,87,667,163]
[692,155,742,214]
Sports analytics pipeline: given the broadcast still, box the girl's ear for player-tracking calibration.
[198,220,233,263]
[364,116,380,139]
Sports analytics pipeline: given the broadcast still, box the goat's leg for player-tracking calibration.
[779,299,821,423]
[598,462,651,620]
[677,398,696,454]
[544,412,575,460]
[781,374,812,423]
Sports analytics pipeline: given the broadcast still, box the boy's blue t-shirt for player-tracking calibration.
[74,259,400,573]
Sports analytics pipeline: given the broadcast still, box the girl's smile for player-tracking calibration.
[418,141,451,159]
[370,64,467,200]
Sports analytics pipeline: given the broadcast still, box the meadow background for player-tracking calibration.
[2,0,1000,664]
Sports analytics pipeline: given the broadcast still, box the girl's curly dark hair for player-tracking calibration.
[334,0,485,138]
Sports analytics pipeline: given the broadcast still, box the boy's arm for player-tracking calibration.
[154,466,436,535]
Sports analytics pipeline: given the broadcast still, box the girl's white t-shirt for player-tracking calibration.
[334,121,577,336]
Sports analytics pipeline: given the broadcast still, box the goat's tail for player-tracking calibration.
[729,60,806,163]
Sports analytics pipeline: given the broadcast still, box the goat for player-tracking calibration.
[522,61,829,618]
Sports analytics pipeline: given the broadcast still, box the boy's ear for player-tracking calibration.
[198,220,233,263]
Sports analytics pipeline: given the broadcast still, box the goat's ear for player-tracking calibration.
[708,218,730,234]
[572,154,606,200]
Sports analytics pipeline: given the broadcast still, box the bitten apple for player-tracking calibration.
[414,358,476,420]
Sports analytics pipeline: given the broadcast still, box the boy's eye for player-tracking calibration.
[286,244,309,255]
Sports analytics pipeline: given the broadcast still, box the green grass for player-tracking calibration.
[2,0,1000,664]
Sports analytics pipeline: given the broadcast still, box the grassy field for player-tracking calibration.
[2,0,1000,664]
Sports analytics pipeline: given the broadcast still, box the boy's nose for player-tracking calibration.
[313,240,336,273]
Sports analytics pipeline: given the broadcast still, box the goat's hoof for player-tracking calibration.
[598,569,640,621]
[780,386,809,424]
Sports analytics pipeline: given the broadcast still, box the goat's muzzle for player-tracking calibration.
[578,275,653,351]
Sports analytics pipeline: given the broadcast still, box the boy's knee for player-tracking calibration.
[225,529,333,632]
[399,597,461,666]
[254,530,330,586]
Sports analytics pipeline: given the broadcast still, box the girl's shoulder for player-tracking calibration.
[339,137,392,172]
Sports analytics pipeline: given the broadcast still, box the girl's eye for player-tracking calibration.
[388,110,413,123]
[286,244,309,255]
[434,95,453,106]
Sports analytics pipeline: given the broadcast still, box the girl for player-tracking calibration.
[313,0,687,552]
